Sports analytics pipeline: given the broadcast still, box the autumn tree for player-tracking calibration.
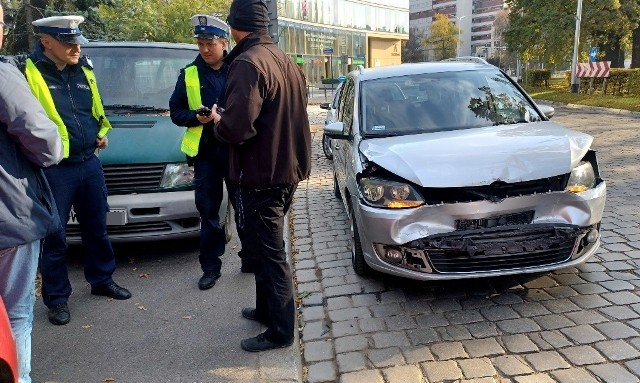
[423,13,458,61]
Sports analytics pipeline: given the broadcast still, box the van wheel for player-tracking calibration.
[349,205,370,276]
[322,134,333,160]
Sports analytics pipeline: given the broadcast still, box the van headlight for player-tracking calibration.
[566,161,596,193]
[359,177,424,208]
[160,163,194,188]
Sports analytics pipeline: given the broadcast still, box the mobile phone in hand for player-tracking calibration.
[195,106,212,116]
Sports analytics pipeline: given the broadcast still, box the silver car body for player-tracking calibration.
[327,62,606,280]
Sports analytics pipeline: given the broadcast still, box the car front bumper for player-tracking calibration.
[354,182,607,280]
[66,190,199,243]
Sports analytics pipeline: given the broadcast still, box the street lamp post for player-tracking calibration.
[454,15,466,56]
[570,0,583,93]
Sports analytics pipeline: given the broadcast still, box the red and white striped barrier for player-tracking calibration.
[576,61,611,78]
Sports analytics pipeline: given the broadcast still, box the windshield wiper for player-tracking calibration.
[104,104,169,113]
[493,118,529,126]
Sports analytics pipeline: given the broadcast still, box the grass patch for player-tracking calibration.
[522,78,640,112]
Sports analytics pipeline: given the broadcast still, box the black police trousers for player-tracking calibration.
[237,183,297,343]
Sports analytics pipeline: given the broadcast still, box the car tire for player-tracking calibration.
[333,173,341,199]
[223,202,232,243]
[322,133,333,160]
[349,205,370,276]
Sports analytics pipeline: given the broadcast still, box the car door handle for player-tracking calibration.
[333,143,340,150]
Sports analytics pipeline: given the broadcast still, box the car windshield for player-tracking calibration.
[360,69,543,137]
[82,46,196,110]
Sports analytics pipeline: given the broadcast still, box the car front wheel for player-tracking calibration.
[322,134,333,160]
[349,205,370,276]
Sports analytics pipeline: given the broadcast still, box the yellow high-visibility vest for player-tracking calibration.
[181,65,203,157]
[24,58,111,159]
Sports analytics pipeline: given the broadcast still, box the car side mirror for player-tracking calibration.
[319,102,331,110]
[537,104,555,119]
[324,121,348,139]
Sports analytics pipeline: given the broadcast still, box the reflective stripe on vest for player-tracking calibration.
[181,65,203,157]
[24,58,111,159]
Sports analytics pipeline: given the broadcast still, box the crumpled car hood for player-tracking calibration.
[359,121,593,187]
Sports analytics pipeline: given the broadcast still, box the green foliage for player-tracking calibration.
[564,68,640,95]
[628,69,640,94]
[524,69,551,87]
[505,0,640,70]
[97,0,231,42]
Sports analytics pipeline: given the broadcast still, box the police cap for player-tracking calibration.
[191,14,228,39]
[32,15,89,45]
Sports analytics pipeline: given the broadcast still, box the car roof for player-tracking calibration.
[350,62,497,82]
[441,56,491,65]
[84,41,198,50]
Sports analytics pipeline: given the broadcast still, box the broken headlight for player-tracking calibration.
[160,163,194,188]
[359,177,424,208]
[566,161,596,193]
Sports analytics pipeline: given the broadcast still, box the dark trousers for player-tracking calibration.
[41,155,116,307]
[227,182,250,263]
[193,149,226,274]
[238,184,297,343]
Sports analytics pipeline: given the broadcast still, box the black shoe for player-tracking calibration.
[91,282,132,300]
[198,271,221,290]
[48,303,70,325]
[241,307,268,325]
[241,332,293,352]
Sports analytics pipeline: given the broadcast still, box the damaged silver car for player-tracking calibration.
[324,62,606,280]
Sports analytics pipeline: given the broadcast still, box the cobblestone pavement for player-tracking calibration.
[290,104,640,383]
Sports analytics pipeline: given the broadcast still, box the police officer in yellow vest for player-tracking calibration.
[170,15,252,291]
[24,15,131,326]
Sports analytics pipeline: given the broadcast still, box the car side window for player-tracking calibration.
[331,85,342,110]
[336,79,355,134]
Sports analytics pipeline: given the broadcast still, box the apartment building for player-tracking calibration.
[409,0,507,60]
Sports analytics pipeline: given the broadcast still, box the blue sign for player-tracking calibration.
[323,47,333,55]
[589,47,598,63]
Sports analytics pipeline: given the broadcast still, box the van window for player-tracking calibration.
[82,46,196,109]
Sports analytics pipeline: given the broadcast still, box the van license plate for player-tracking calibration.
[67,208,128,226]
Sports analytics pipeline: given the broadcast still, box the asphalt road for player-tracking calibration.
[30,233,274,383]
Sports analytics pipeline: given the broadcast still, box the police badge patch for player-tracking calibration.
[199,16,207,25]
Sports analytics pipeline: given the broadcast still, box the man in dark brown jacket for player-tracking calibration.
[211,0,311,352]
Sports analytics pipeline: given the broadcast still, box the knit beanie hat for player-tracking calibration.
[227,0,269,33]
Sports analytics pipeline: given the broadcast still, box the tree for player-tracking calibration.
[633,26,640,67]
[403,28,426,63]
[504,0,640,70]
[491,9,513,70]
[423,13,458,61]
[97,0,231,42]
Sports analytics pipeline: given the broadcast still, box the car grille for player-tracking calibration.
[66,221,172,238]
[411,225,583,273]
[103,164,165,194]
[420,174,570,205]
[455,210,534,231]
